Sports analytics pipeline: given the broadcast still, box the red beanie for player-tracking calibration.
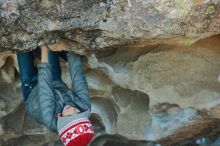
[57,110,94,146]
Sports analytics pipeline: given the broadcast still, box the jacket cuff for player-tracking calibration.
[37,63,53,81]
[37,62,52,70]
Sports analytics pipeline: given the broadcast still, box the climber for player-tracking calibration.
[17,46,94,146]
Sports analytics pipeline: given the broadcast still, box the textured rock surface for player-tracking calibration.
[0,34,219,145]
[0,0,220,53]
[0,0,220,145]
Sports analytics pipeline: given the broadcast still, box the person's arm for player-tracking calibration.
[67,52,91,111]
[38,46,57,132]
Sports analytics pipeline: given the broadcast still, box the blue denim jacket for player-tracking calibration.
[25,53,91,133]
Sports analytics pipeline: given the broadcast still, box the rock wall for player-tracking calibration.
[1,0,220,146]
[0,35,220,146]
[0,0,220,52]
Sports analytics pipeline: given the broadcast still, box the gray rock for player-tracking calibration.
[0,0,220,52]
[0,31,220,145]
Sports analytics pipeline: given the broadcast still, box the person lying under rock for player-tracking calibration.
[17,46,94,146]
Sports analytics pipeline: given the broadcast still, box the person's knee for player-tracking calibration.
[21,76,37,101]
[21,81,32,101]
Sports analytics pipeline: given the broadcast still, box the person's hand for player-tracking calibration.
[40,46,49,63]
[62,105,80,116]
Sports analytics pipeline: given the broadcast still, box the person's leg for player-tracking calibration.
[48,50,62,81]
[32,47,41,58]
[59,51,67,62]
[17,51,37,101]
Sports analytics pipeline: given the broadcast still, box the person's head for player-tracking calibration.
[57,107,94,146]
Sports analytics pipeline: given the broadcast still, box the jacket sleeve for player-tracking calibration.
[37,63,57,132]
[67,53,91,111]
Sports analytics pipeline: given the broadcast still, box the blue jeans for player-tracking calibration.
[17,50,67,101]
